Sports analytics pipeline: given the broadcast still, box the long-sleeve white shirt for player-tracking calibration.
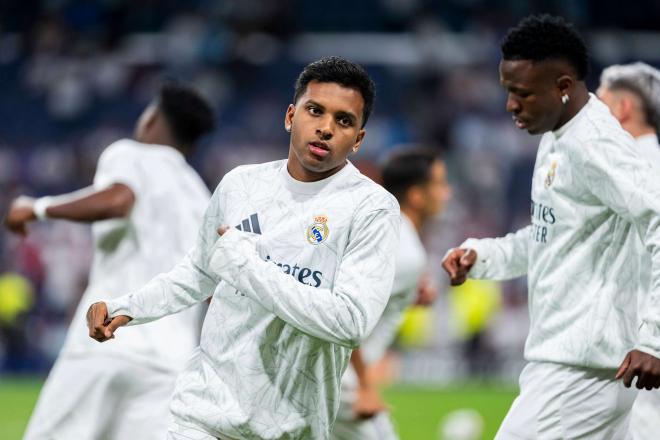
[63,139,209,371]
[104,160,400,439]
[462,95,660,369]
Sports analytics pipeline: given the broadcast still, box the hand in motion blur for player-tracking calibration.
[616,350,660,390]
[4,196,37,236]
[441,248,477,286]
[415,274,438,306]
[353,385,388,420]
[86,302,132,342]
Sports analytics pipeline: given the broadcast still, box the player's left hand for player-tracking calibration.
[217,226,230,236]
[4,196,37,236]
[353,385,388,419]
[615,349,660,390]
[415,274,438,306]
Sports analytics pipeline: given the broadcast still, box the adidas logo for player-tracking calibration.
[235,213,262,234]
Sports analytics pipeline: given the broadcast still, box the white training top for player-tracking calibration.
[362,214,427,364]
[62,139,210,372]
[339,213,426,404]
[462,94,660,369]
[637,133,660,168]
[104,159,400,440]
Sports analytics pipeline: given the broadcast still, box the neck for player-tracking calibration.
[555,84,590,130]
[623,123,656,139]
[286,150,347,182]
[401,205,424,232]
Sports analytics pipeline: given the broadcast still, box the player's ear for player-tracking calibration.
[556,74,573,99]
[406,185,424,210]
[284,104,295,133]
[618,95,634,123]
[351,128,366,155]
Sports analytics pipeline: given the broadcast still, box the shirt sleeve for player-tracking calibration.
[461,226,531,280]
[93,140,143,194]
[359,285,416,364]
[104,179,226,324]
[570,136,660,358]
[209,206,401,349]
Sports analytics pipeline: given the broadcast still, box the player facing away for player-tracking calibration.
[331,150,451,440]
[597,62,660,440]
[4,82,215,440]
[86,57,400,440]
[441,15,660,439]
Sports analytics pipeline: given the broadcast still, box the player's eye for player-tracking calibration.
[337,116,353,127]
[307,106,322,115]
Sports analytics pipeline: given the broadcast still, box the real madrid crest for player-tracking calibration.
[306,215,329,245]
[545,159,558,188]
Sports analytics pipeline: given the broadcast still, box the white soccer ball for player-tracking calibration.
[438,408,484,440]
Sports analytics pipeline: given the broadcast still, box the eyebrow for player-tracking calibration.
[306,99,359,124]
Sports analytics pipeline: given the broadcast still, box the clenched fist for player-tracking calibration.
[86,302,132,342]
[441,248,477,286]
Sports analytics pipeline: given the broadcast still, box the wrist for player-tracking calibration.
[33,196,54,221]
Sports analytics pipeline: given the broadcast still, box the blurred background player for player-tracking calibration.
[331,150,451,439]
[597,61,660,440]
[442,15,660,439]
[4,82,215,440]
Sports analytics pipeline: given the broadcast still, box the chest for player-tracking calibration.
[223,188,356,288]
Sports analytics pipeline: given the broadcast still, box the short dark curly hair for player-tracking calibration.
[293,56,376,128]
[501,14,590,80]
[157,81,216,147]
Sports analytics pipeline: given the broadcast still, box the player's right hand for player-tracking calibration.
[86,301,131,342]
[441,248,477,286]
[4,196,37,236]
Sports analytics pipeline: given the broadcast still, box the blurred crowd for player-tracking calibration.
[1,0,658,380]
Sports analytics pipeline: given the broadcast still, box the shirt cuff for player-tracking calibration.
[636,320,660,359]
[460,238,489,279]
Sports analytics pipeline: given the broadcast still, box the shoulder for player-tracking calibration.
[347,168,400,215]
[567,100,637,160]
[99,138,143,160]
[212,159,284,194]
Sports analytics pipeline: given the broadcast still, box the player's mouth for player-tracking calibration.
[308,141,330,158]
[512,116,529,130]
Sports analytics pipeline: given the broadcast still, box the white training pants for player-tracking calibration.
[23,354,176,440]
[629,389,660,440]
[495,361,637,439]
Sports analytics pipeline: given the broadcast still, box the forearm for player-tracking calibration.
[636,232,660,358]
[211,230,393,348]
[106,253,218,325]
[350,349,372,388]
[43,184,135,222]
[462,225,530,280]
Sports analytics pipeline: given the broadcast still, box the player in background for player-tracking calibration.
[86,57,400,440]
[441,15,660,438]
[331,150,450,440]
[597,61,660,440]
[5,82,215,440]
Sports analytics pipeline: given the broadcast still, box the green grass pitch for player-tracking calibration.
[0,378,517,439]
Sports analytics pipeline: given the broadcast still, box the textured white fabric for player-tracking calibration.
[24,355,176,440]
[61,139,209,371]
[105,160,400,440]
[495,362,636,439]
[332,214,425,440]
[462,95,660,369]
[330,411,398,440]
[636,134,660,167]
[629,133,660,440]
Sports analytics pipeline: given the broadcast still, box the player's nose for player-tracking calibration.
[506,94,521,114]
